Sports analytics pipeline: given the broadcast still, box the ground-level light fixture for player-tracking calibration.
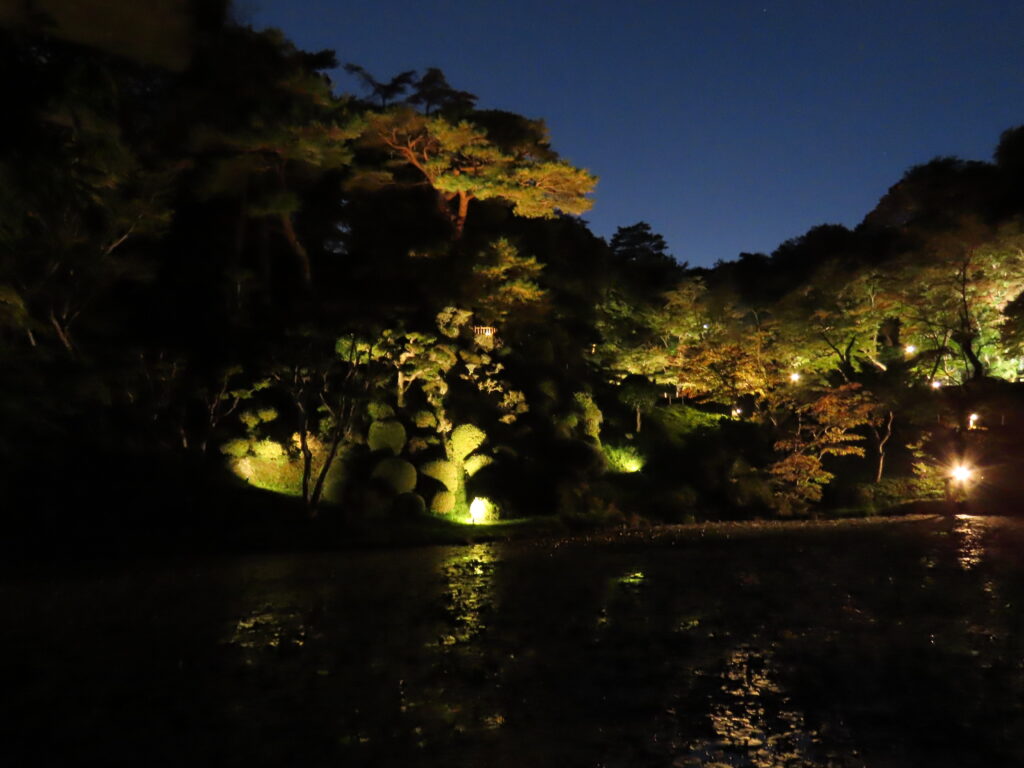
[968,413,979,429]
[731,407,742,418]
[930,380,942,389]
[468,497,497,525]
[905,344,917,355]
[789,372,801,383]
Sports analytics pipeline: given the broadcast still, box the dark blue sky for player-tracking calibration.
[244,0,1024,267]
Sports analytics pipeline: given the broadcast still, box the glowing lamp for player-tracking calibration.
[950,464,973,484]
[905,344,916,355]
[969,413,979,429]
[789,372,801,383]
[468,497,496,524]
[930,380,942,389]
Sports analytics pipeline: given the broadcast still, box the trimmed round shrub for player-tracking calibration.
[450,424,486,462]
[422,459,459,493]
[368,420,406,456]
[413,410,437,429]
[430,490,456,516]
[253,439,286,459]
[464,454,493,477]
[371,457,417,494]
[220,438,250,458]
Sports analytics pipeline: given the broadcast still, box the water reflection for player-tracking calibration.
[679,645,835,768]
[953,514,993,571]
[437,542,499,646]
[10,518,1024,767]
[229,607,308,650]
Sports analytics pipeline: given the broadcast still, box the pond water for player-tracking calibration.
[3,515,1024,767]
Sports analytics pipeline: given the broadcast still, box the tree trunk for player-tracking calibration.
[279,213,312,287]
[309,420,344,512]
[953,330,985,379]
[453,190,471,240]
[396,372,415,408]
[873,410,894,483]
[297,406,314,515]
[635,405,642,433]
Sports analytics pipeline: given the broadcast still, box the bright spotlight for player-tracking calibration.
[905,344,917,355]
[950,464,973,484]
[930,380,942,389]
[789,372,801,383]
[469,497,496,524]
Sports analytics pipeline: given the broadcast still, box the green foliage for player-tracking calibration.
[852,477,935,513]
[239,409,277,430]
[467,239,547,326]
[372,457,418,494]
[413,410,437,429]
[457,350,529,424]
[368,419,407,455]
[602,444,646,473]
[356,106,596,238]
[430,490,456,516]
[0,284,29,332]
[252,439,286,459]
[449,424,487,462]
[221,438,251,458]
[435,306,473,338]
[367,401,396,420]
[651,405,725,443]
[13,14,1024,529]
[256,408,279,423]
[464,454,493,477]
[908,436,949,500]
[618,374,661,432]
[422,459,459,493]
[225,436,347,501]
[573,391,603,443]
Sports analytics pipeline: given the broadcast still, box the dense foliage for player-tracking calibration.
[4,8,1024,543]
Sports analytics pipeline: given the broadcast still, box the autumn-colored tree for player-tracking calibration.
[769,383,876,513]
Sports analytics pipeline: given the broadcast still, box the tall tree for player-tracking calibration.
[353,103,596,239]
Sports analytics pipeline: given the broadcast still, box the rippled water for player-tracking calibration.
[4,515,1024,767]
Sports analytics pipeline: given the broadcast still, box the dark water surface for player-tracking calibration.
[4,515,1024,767]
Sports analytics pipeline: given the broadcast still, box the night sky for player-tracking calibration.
[244,0,1024,267]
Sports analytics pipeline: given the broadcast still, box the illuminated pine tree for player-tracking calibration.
[353,104,596,239]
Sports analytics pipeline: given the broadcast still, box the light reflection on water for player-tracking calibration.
[230,607,307,650]
[437,542,499,646]
[15,517,1024,766]
[953,514,996,571]
[679,646,838,768]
